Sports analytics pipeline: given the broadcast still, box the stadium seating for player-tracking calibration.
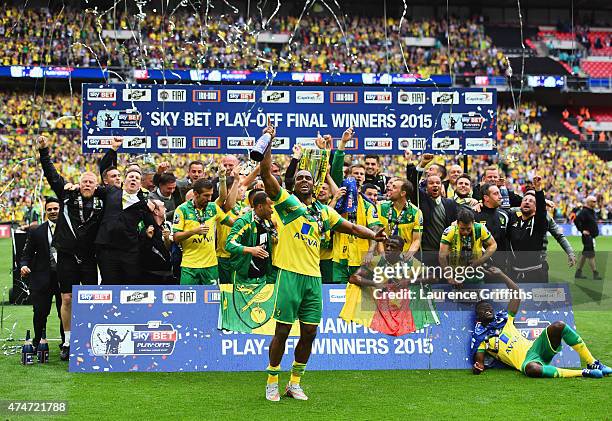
[0,8,504,75]
[581,61,612,78]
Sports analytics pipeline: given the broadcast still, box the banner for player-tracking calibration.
[70,284,579,373]
[81,84,497,155]
[554,223,612,237]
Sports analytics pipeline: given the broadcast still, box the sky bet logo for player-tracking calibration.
[78,290,113,303]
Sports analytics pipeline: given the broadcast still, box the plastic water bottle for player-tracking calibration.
[500,185,510,209]
[37,329,49,364]
[21,330,35,365]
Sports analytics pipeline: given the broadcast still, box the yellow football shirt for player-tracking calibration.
[173,200,229,269]
[272,188,344,277]
[377,201,423,252]
[216,203,244,259]
[477,314,534,371]
[347,195,382,267]
[440,223,492,267]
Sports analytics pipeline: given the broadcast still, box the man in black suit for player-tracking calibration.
[19,198,65,350]
[139,199,174,284]
[94,168,155,284]
[406,153,458,266]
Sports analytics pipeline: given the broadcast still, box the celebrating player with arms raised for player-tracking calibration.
[259,124,386,402]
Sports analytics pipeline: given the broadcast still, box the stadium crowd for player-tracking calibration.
[0,7,505,75]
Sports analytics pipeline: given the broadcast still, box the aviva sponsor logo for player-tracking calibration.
[293,223,319,247]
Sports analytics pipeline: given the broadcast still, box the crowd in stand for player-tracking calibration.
[0,7,505,75]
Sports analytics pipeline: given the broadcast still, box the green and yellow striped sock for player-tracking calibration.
[290,361,307,385]
[266,364,280,385]
[541,365,583,378]
[562,325,596,365]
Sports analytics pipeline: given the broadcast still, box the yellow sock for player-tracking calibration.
[572,342,596,365]
[556,368,584,378]
[290,362,307,385]
[266,364,280,385]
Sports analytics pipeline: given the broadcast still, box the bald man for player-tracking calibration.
[38,136,103,361]
[574,196,602,280]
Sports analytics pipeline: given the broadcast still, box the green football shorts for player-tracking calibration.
[217,257,233,284]
[332,260,359,284]
[180,266,219,285]
[273,269,322,325]
[320,259,333,284]
[521,328,561,373]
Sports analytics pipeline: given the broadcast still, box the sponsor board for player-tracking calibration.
[364,137,393,150]
[227,137,255,149]
[465,138,494,151]
[398,137,427,151]
[122,88,152,102]
[162,289,198,304]
[227,90,255,103]
[295,137,317,148]
[120,290,156,304]
[432,91,459,105]
[332,137,358,150]
[291,72,323,83]
[78,290,113,304]
[122,136,151,149]
[262,90,290,103]
[295,91,324,104]
[193,90,221,102]
[532,288,566,302]
[330,91,358,104]
[90,322,177,356]
[271,136,290,150]
[398,91,426,105]
[158,89,187,102]
[514,318,551,340]
[364,91,392,104]
[441,113,485,131]
[192,136,221,149]
[157,136,187,149]
[328,289,346,303]
[96,109,141,129]
[432,137,460,150]
[464,91,493,105]
[84,136,117,148]
[87,88,116,101]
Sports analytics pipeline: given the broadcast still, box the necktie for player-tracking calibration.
[49,223,57,271]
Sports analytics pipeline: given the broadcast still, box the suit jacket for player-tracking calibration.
[406,163,458,229]
[95,186,154,251]
[20,221,55,291]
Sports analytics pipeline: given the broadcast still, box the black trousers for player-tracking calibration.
[31,271,65,347]
[97,248,141,284]
[511,267,548,283]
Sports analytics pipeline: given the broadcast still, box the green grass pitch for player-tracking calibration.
[0,237,610,420]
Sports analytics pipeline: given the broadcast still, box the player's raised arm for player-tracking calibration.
[487,266,521,315]
[334,220,386,242]
[260,123,280,199]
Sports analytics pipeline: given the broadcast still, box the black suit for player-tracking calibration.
[20,221,64,346]
[95,186,154,284]
[406,163,458,265]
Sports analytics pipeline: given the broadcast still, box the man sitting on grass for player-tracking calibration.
[471,267,611,379]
